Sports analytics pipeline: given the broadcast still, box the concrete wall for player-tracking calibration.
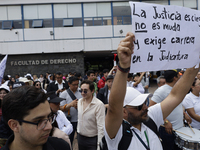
[2,52,85,77]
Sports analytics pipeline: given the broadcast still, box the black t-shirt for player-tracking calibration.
[0,135,70,150]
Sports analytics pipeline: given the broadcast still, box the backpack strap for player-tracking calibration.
[67,89,77,100]
[118,120,133,150]
[143,117,160,137]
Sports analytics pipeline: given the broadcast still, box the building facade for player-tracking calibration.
[0,0,198,76]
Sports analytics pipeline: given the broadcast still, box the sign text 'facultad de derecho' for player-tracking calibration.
[10,58,77,66]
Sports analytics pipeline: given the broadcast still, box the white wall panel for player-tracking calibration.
[83,3,97,17]
[0,39,84,54]
[84,26,112,38]
[0,6,7,20]
[38,5,52,19]
[54,27,83,39]
[7,6,21,20]
[84,38,112,51]
[24,5,38,19]
[0,29,23,42]
[113,25,132,37]
[54,4,68,18]
[68,4,82,18]
[97,3,111,16]
[24,28,53,40]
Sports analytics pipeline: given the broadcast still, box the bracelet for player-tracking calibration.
[117,62,130,73]
[63,104,68,110]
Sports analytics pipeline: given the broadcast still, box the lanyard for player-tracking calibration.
[132,129,150,150]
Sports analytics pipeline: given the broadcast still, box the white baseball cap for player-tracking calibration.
[123,87,152,107]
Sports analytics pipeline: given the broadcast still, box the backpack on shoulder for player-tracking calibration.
[100,117,159,150]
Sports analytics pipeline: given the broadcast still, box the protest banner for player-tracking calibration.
[129,2,200,73]
[0,55,8,85]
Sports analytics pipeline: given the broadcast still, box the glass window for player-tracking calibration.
[63,18,73,27]
[2,21,13,29]
[94,17,103,26]
[13,21,22,29]
[84,18,93,26]
[32,20,43,28]
[73,18,82,26]
[54,18,63,27]
[113,2,131,25]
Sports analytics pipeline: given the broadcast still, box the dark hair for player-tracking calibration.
[103,69,109,74]
[2,86,47,124]
[3,75,9,81]
[56,71,63,76]
[190,78,198,92]
[33,81,41,87]
[86,70,94,76]
[68,76,79,84]
[164,70,178,83]
[80,80,95,92]
[75,73,81,78]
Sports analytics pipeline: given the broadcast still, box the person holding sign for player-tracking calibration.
[103,32,199,150]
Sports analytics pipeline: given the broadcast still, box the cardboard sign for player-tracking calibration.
[129,2,200,73]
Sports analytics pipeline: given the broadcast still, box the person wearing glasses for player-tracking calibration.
[104,32,199,150]
[34,81,47,93]
[60,76,82,146]
[0,86,70,150]
[77,80,105,150]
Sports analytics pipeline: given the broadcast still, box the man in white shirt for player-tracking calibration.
[104,32,199,150]
[149,70,192,150]
[78,80,105,150]
[47,72,69,95]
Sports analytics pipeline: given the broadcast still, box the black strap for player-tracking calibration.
[118,121,133,150]
[67,89,77,100]
[143,117,160,137]
[132,129,150,150]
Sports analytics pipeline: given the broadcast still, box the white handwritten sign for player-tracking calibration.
[129,2,200,73]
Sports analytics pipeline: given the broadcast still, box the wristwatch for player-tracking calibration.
[164,120,168,124]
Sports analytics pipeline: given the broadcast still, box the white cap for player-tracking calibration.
[0,84,10,92]
[123,87,152,107]
[19,78,33,86]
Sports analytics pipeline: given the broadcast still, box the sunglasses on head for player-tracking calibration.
[79,89,88,94]
[126,100,148,111]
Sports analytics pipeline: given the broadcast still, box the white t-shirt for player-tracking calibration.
[151,84,183,129]
[182,92,200,129]
[131,82,145,94]
[104,103,164,150]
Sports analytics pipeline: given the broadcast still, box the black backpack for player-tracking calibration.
[100,117,159,150]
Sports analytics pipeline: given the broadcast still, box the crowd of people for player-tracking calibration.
[0,32,200,150]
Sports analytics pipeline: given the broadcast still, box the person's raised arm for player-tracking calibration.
[161,66,199,119]
[105,32,134,139]
[133,72,145,87]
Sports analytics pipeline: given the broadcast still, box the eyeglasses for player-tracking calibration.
[79,89,88,94]
[17,113,56,130]
[36,84,41,86]
[126,100,148,111]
